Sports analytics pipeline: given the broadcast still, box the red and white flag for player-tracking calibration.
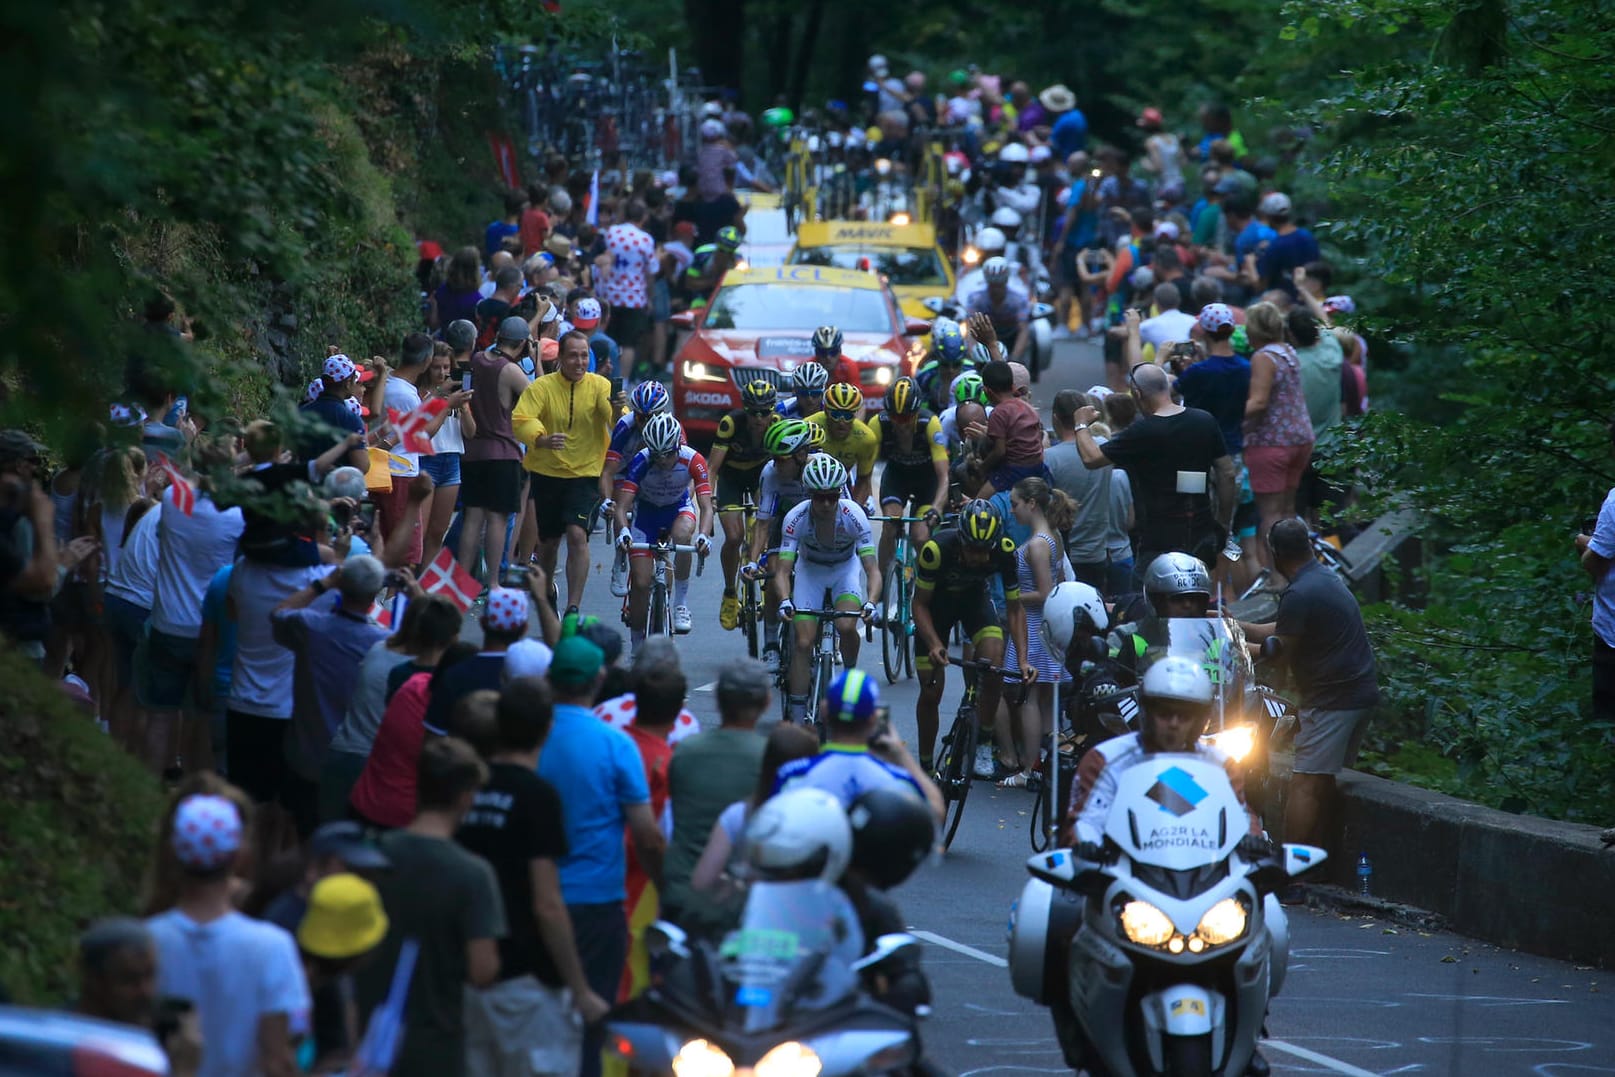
[420,547,483,613]
[153,453,196,516]
[387,397,448,456]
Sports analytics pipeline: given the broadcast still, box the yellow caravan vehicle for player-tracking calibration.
[787,221,954,321]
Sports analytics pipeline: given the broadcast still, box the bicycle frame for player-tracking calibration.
[625,539,702,637]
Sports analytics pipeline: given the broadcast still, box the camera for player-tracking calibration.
[500,565,531,588]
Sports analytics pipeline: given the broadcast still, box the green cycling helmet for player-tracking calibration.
[717,226,743,253]
[953,371,988,406]
[762,106,795,128]
[765,417,814,456]
[1230,325,1250,357]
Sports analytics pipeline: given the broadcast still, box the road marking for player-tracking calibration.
[1404,992,1570,1007]
[1266,1039,1384,1077]
[692,681,716,692]
[910,929,1008,967]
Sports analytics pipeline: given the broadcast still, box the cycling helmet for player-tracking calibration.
[802,453,848,492]
[716,226,743,253]
[848,786,935,890]
[975,227,1007,254]
[812,325,844,357]
[1041,581,1109,657]
[983,256,1012,285]
[745,787,852,883]
[641,413,683,456]
[825,668,878,724]
[824,382,864,414]
[761,106,794,128]
[998,142,1030,164]
[1142,552,1212,601]
[931,321,967,364]
[990,206,1024,230]
[957,498,1004,548]
[792,362,830,394]
[765,417,813,456]
[805,423,827,450]
[887,376,921,416]
[952,371,987,405]
[741,379,779,411]
[629,380,671,415]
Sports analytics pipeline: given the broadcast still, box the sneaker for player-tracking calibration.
[763,647,780,674]
[673,605,693,633]
[973,744,997,779]
[610,552,629,597]
[719,593,740,630]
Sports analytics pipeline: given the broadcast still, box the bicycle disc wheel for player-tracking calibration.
[940,713,976,851]
[880,567,905,684]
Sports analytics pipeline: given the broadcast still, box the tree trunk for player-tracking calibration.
[763,9,793,104]
[682,0,747,92]
[786,0,825,111]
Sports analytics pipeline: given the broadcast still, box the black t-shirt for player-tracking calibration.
[1099,408,1229,554]
[1275,560,1380,710]
[456,763,570,985]
[475,296,513,333]
[225,462,323,567]
[423,653,507,736]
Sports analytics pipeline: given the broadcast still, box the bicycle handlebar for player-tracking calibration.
[868,514,934,524]
[942,654,1030,682]
[794,608,866,620]
[626,541,707,576]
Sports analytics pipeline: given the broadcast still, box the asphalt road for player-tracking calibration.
[504,336,1615,1074]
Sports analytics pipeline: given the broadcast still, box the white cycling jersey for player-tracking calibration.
[756,459,807,522]
[779,498,875,567]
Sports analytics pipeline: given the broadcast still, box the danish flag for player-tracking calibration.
[153,453,196,516]
[387,397,448,456]
[419,547,482,612]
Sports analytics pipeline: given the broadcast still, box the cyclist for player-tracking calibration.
[747,418,817,671]
[912,499,1036,776]
[913,319,972,414]
[810,324,863,389]
[776,361,829,420]
[710,379,780,630]
[966,256,1031,363]
[613,413,714,645]
[774,456,882,725]
[872,376,950,574]
[806,382,879,508]
[939,370,990,460]
[602,381,676,596]
[684,225,744,307]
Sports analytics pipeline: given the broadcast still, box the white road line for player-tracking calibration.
[910,929,1008,967]
[1266,1039,1384,1077]
[692,681,717,692]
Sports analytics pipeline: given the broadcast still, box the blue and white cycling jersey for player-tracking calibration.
[620,445,712,509]
[773,744,921,805]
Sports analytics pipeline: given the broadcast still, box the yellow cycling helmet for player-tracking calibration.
[824,382,864,414]
[806,422,827,449]
[958,498,1003,548]
[887,376,921,416]
[741,379,779,412]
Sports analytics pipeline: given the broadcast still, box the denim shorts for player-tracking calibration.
[418,451,461,487]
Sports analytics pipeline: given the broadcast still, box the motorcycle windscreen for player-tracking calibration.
[1103,755,1245,870]
[1157,618,1252,732]
[718,879,866,1035]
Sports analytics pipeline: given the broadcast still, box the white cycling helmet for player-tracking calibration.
[802,453,848,492]
[745,787,852,882]
[1139,655,1215,709]
[983,256,1013,285]
[975,227,1007,254]
[990,206,1024,230]
[792,362,830,394]
[998,142,1030,164]
[641,413,683,456]
[1041,581,1108,657]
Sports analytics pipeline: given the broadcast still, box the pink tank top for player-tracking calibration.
[1243,344,1315,449]
[462,350,523,462]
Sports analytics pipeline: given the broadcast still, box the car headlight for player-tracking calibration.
[682,360,727,384]
[672,1038,735,1077]
[1207,724,1256,763]
[1118,900,1175,947]
[889,211,912,226]
[1195,897,1250,947]
[755,1041,822,1077]
[962,245,981,266]
[872,366,894,386]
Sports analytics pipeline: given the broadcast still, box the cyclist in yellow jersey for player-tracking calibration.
[806,382,878,507]
[872,376,951,573]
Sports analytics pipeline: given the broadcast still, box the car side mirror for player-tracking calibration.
[669,311,696,331]
[921,296,944,314]
[904,317,932,337]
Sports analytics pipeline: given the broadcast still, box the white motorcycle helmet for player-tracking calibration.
[975,227,1007,254]
[1138,655,1216,753]
[998,142,1030,164]
[744,787,853,882]
[990,206,1024,231]
[1041,581,1108,658]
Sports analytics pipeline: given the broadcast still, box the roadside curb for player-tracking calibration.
[1302,884,1451,934]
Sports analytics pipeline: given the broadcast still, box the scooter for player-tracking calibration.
[1008,755,1327,1076]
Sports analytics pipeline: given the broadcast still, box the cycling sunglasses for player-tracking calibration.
[744,405,776,417]
[797,388,825,398]
[1126,362,1152,391]
[825,407,860,421]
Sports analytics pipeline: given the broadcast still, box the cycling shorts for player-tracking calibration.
[915,588,1002,670]
[628,495,696,558]
[717,466,763,511]
[878,466,937,516]
[789,557,866,615]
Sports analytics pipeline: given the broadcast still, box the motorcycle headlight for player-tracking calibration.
[755,1041,822,1077]
[672,1038,735,1077]
[1196,897,1250,947]
[682,360,727,384]
[1118,900,1175,947]
[962,245,981,266]
[1207,724,1257,763]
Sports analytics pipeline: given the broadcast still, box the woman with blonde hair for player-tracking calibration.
[1241,301,1314,569]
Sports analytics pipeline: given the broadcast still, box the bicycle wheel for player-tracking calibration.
[880,563,906,684]
[648,580,668,638]
[1030,781,1050,852]
[741,576,760,659]
[810,650,834,744]
[1315,539,1353,580]
[939,709,977,851]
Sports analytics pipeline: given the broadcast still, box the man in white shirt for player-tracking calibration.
[601,200,657,374]
[1138,282,1198,352]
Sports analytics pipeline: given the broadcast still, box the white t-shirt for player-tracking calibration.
[105,504,162,609]
[150,489,245,639]
[383,375,424,477]
[146,909,311,1077]
[430,409,465,454]
[602,223,656,310]
[229,559,326,719]
[1139,309,1198,350]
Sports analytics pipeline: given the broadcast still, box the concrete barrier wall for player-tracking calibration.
[1327,770,1615,967]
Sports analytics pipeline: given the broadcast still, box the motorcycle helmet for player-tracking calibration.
[812,325,844,357]
[1139,655,1215,719]
[975,227,1007,254]
[740,379,779,412]
[886,376,921,416]
[998,142,1030,164]
[802,454,848,492]
[990,206,1024,230]
[847,786,935,890]
[957,498,1004,548]
[983,257,1013,285]
[1143,552,1211,615]
[824,382,864,414]
[931,320,967,364]
[716,226,743,253]
[1041,581,1109,658]
[641,413,683,457]
[765,417,813,456]
[629,380,671,415]
[952,371,988,406]
[745,787,852,882]
[792,362,830,394]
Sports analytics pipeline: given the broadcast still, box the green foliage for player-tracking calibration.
[0,650,165,1003]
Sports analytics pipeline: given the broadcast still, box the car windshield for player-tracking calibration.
[703,284,892,333]
[793,246,949,287]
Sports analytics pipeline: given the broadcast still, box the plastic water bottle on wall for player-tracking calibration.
[1356,852,1373,896]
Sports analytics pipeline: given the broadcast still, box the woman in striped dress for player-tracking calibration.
[998,476,1077,789]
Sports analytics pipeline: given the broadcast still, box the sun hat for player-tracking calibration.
[308,821,391,871]
[297,873,389,960]
[1038,84,1077,113]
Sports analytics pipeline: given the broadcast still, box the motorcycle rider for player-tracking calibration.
[1107,551,1218,674]
[954,226,1028,306]
[967,257,1031,362]
[989,205,1045,283]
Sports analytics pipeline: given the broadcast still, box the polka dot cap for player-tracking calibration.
[171,794,243,871]
[306,379,325,403]
[484,587,529,634]
[323,354,357,381]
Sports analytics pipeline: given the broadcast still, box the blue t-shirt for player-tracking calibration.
[485,219,519,258]
[1051,110,1089,158]
[1589,489,1615,647]
[200,564,237,702]
[537,702,651,904]
[1257,228,1320,295]
[296,396,365,463]
[1176,354,1252,454]
[1063,180,1099,250]
[1233,220,1277,264]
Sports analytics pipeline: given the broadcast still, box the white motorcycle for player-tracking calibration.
[1008,755,1326,1076]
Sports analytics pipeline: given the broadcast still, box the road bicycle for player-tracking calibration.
[933,656,1027,851]
[718,497,761,656]
[868,513,930,683]
[737,548,780,661]
[776,588,869,738]
[1029,692,1080,854]
[624,536,703,638]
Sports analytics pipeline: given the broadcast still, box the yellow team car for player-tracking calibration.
[788,221,955,322]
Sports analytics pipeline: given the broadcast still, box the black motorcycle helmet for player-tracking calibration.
[847,786,935,890]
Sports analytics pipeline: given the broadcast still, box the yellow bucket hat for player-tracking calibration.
[297,873,389,960]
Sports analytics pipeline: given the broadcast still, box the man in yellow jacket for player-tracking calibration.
[512,331,620,613]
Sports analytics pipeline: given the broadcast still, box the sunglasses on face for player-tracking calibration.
[798,389,825,399]
[811,490,840,500]
[825,408,859,422]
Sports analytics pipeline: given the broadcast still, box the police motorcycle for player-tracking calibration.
[607,787,940,1076]
[1007,658,1328,1077]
